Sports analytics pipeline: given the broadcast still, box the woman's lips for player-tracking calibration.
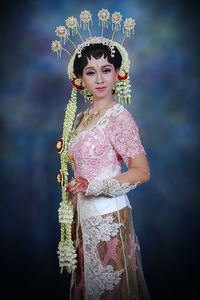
[96,87,106,91]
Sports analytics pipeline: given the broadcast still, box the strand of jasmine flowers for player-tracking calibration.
[59,87,77,273]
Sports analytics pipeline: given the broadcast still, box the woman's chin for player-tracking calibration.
[93,91,112,100]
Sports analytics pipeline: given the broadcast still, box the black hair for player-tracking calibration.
[73,43,122,78]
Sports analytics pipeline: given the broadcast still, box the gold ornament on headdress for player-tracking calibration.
[98,8,110,36]
[51,40,62,57]
[111,12,122,40]
[51,8,136,275]
[122,17,136,45]
[55,26,69,43]
[80,10,93,37]
[66,16,83,43]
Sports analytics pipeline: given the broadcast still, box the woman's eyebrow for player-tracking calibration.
[84,64,112,71]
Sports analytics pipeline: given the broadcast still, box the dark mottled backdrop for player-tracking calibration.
[1,0,199,299]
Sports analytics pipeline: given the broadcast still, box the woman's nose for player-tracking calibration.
[96,71,103,84]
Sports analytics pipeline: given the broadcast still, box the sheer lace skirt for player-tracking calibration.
[70,206,150,300]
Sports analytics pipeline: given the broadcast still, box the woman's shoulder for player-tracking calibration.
[109,103,133,119]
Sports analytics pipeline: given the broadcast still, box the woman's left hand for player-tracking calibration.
[66,176,89,196]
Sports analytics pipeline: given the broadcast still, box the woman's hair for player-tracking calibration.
[73,43,122,78]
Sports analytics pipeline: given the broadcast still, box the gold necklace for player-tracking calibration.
[70,109,100,137]
[82,108,101,127]
[71,101,116,137]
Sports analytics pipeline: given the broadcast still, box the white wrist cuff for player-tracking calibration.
[85,177,141,197]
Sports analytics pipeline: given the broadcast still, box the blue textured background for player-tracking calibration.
[1,0,199,299]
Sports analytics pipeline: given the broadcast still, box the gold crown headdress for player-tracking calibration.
[52,9,136,274]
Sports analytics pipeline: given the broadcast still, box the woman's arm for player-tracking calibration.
[114,153,150,185]
[67,110,150,197]
[85,153,150,197]
[67,154,150,198]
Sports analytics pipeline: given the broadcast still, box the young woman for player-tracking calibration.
[65,43,151,300]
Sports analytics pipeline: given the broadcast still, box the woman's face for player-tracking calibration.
[81,55,118,101]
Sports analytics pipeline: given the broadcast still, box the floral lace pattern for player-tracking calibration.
[81,214,124,299]
[68,104,145,181]
[86,177,141,197]
[68,104,150,299]
[106,107,146,167]
[71,206,151,300]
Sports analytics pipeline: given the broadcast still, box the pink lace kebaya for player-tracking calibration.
[68,104,146,181]
[68,103,151,300]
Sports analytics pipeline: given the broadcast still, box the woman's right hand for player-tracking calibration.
[66,176,89,196]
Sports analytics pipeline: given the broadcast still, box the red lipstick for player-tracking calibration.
[96,87,106,91]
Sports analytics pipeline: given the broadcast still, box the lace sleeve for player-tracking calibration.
[106,110,146,168]
[85,177,141,197]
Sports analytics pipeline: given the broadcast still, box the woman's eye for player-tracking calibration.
[103,68,111,74]
[86,70,95,76]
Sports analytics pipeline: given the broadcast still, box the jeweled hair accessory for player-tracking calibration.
[52,9,136,275]
[51,9,137,107]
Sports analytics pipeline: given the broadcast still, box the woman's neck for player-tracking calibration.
[89,97,116,113]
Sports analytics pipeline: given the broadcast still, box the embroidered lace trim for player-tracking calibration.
[81,214,124,299]
[85,177,141,197]
[69,103,123,148]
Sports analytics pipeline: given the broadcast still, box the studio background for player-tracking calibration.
[1,0,199,299]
